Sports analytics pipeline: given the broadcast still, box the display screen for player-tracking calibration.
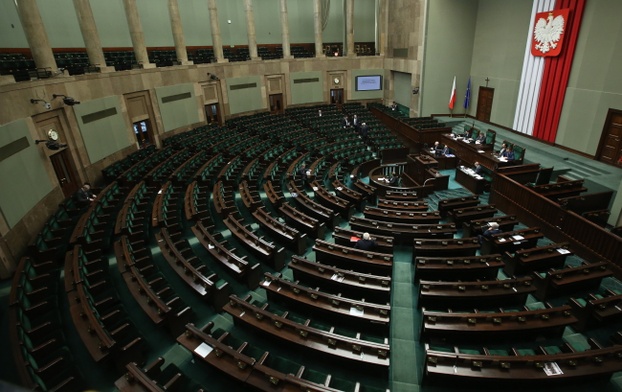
[355,75,382,91]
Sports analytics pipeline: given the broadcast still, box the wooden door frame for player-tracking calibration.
[595,108,622,164]
[49,148,81,197]
[476,86,494,122]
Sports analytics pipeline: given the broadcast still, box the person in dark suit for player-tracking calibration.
[386,172,398,185]
[501,145,515,161]
[498,143,508,158]
[75,182,96,207]
[433,141,443,156]
[478,222,501,244]
[440,144,450,156]
[355,232,377,251]
[475,132,486,144]
[474,161,484,175]
[352,114,359,131]
[342,115,351,128]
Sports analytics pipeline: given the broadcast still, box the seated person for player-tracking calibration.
[474,161,484,175]
[497,143,508,158]
[390,101,398,111]
[475,132,486,144]
[440,144,450,156]
[298,163,308,180]
[75,182,96,207]
[463,127,473,139]
[500,145,515,161]
[478,222,501,244]
[354,232,377,251]
[432,141,443,156]
[386,171,399,185]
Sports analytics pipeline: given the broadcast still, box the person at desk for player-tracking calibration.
[75,182,96,207]
[500,145,515,161]
[298,163,308,181]
[474,161,484,175]
[440,144,450,156]
[497,143,508,158]
[433,141,444,156]
[386,172,399,185]
[355,232,377,251]
[478,222,501,244]
[475,132,486,144]
[391,101,398,111]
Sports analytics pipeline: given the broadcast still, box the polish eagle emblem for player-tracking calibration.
[531,9,569,57]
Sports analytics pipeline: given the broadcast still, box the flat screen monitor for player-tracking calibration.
[355,75,382,91]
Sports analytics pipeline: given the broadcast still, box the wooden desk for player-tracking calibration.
[455,167,487,194]
[441,134,507,171]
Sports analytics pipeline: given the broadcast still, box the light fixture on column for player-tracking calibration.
[34,129,68,150]
[30,98,52,110]
[53,94,80,106]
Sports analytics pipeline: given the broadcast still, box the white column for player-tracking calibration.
[208,0,227,63]
[279,0,292,59]
[14,0,58,73]
[168,0,193,65]
[73,0,115,72]
[313,0,325,57]
[122,0,155,68]
[244,0,259,60]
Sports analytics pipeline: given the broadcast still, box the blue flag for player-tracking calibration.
[463,77,471,110]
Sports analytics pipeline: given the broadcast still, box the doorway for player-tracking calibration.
[49,149,80,198]
[205,103,220,125]
[596,109,622,166]
[269,94,283,115]
[330,89,344,105]
[133,120,152,148]
[476,87,494,122]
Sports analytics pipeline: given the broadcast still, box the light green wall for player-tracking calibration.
[218,0,248,47]
[290,72,323,105]
[322,0,344,44]
[92,0,132,47]
[227,76,264,114]
[470,0,531,125]
[354,0,376,42]
[155,84,201,132]
[0,0,27,47]
[556,0,622,154]
[254,0,282,45]
[0,119,54,228]
[287,0,315,44]
[178,1,213,47]
[38,0,83,48]
[350,69,384,100]
[421,0,477,116]
[137,0,174,47]
[393,71,412,107]
[74,96,132,164]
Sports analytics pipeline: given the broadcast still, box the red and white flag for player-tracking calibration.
[448,76,456,110]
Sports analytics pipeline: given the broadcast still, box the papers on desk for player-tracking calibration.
[377,177,385,181]
[194,342,213,358]
[557,248,571,254]
[477,150,485,153]
[290,192,298,198]
[512,235,525,241]
[350,236,361,242]
[499,157,508,162]
[336,186,343,191]
[350,306,364,316]
[543,362,563,376]
[498,238,507,242]
[312,186,319,191]
[331,274,345,282]
[445,154,456,157]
